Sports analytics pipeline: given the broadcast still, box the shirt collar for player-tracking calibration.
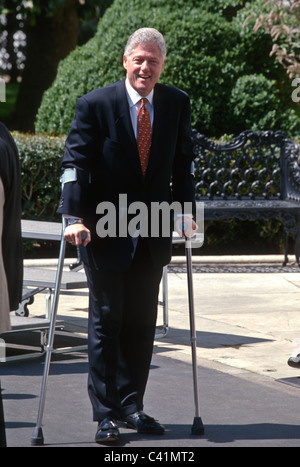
[125,78,154,107]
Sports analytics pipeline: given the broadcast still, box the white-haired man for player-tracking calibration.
[58,27,197,444]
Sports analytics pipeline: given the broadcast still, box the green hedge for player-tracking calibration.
[35,0,299,139]
[13,132,66,221]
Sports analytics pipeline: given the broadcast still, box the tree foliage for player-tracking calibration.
[35,0,299,137]
[0,0,113,130]
[0,0,110,22]
[246,0,300,79]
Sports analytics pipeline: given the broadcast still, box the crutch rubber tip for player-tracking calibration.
[31,426,44,446]
[191,416,205,435]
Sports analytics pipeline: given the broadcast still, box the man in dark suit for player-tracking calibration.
[58,28,197,444]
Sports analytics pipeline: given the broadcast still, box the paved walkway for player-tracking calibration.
[2,254,300,448]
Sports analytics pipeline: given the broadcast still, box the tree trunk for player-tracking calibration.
[11,2,79,132]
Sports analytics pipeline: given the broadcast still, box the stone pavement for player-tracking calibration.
[2,254,300,448]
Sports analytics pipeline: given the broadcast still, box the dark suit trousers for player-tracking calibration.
[84,238,163,421]
[0,381,6,447]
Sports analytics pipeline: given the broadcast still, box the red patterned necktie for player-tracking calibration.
[137,98,151,177]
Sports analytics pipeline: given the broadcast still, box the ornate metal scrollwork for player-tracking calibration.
[192,130,300,263]
[283,138,300,201]
[192,130,295,201]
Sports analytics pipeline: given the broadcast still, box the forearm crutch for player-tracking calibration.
[184,235,205,435]
[31,217,67,446]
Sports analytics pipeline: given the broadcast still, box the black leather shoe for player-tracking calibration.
[125,411,165,435]
[288,354,300,368]
[95,418,120,444]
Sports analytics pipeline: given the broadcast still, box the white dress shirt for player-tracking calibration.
[125,78,154,139]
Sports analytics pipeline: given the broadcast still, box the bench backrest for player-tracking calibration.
[192,130,300,202]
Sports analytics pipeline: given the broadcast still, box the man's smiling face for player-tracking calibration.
[123,43,166,97]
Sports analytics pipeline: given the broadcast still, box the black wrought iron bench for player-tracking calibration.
[192,130,300,265]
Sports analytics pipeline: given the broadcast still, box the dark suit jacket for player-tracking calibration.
[0,122,23,310]
[58,79,195,271]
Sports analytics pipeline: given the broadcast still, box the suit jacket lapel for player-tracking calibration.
[115,80,144,182]
[113,81,169,184]
[145,84,169,183]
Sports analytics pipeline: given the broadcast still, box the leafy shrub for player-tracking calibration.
[200,218,287,256]
[35,0,300,138]
[229,74,299,133]
[13,132,66,220]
